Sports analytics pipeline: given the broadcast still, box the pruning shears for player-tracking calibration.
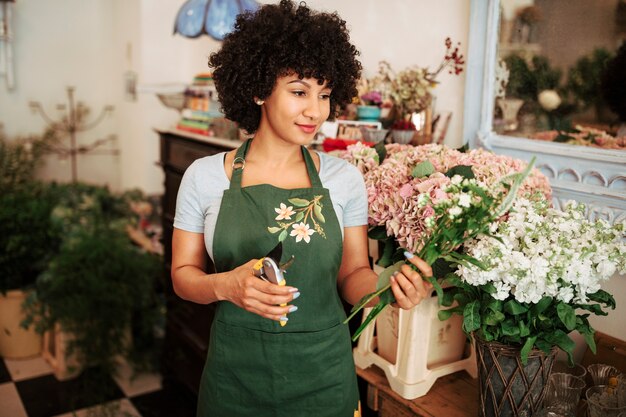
[252,241,295,326]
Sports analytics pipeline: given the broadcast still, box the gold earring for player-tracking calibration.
[255,98,264,105]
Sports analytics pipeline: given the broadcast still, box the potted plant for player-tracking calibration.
[566,48,613,122]
[357,90,383,121]
[22,184,164,379]
[0,130,60,359]
[444,198,623,417]
[389,119,417,144]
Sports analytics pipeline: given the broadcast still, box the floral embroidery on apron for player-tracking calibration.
[267,195,327,242]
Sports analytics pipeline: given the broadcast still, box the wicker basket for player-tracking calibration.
[476,337,557,417]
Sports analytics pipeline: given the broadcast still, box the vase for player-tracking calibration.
[475,337,557,417]
[356,105,382,121]
[0,289,42,359]
[497,98,524,132]
[391,129,415,144]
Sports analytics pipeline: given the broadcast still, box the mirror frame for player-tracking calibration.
[463,0,626,225]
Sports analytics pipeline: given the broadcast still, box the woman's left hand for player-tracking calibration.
[389,252,434,310]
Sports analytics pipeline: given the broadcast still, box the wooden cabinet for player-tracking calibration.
[157,128,239,394]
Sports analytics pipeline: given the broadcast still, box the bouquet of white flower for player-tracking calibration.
[443,198,625,364]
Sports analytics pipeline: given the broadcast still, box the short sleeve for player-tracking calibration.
[173,160,205,233]
[342,164,368,228]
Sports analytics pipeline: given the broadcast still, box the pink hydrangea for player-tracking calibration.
[341,143,553,253]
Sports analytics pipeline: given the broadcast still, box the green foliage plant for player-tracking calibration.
[504,54,561,103]
[22,184,164,374]
[0,129,61,293]
[566,48,613,112]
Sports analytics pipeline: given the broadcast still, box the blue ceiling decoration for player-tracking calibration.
[174,0,260,41]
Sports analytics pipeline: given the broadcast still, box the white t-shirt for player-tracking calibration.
[174,151,368,261]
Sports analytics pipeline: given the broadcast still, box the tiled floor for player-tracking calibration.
[0,355,196,417]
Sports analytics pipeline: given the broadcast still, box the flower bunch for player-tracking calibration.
[345,156,538,341]
[339,141,379,175]
[531,125,626,149]
[360,91,383,107]
[442,198,624,364]
[384,37,465,115]
[340,143,552,254]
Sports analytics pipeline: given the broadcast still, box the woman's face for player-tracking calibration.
[259,74,331,145]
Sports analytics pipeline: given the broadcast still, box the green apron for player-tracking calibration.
[197,139,360,417]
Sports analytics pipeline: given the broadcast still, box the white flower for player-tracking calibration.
[275,203,296,220]
[451,175,463,185]
[538,90,561,111]
[596,259,616,278]
[448,206,462,217]
[458,197,625,306]
[290,222,315,243]
[458,193,472,208]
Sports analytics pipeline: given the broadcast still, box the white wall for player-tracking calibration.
[1,0,470,193]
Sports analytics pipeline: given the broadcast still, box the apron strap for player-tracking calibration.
[229,139,323,189]
[229,139,251,190]
[302,146,323,188]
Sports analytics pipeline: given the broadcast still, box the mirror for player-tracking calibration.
[463,0,625,226]
[493,0,626,150]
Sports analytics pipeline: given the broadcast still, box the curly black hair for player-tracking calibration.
[208,0,362,133]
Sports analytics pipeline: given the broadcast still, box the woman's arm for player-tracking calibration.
[171,228,298,321]
[337,225,433,309]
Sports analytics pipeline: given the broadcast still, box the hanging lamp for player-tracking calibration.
[173,0,259,41]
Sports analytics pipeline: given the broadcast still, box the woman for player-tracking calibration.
[171,1,433,416]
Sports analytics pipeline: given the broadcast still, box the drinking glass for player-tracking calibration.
[586,385,626,417]
[542,373,585,417]
[587,364,620,386]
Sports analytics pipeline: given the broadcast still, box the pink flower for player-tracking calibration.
[275,203,296,220]
[290,222,315,243]
[399,183,413,199]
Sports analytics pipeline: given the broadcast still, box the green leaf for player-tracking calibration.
[432,258,455,280]
[501,319,520,337]
[411,160,435,178]
[519,320,530,337]
[351,303,386,342]
[504,300,528,315]
[482,283,496,294]
[535,338,553,355]
[556,303,576,331]
[430,278,447,306]
[493,157,536,218]
[444,165,475,179]
[377,238,397,268]
[267,227,281,234]
[582,330,597,355]
[377,261,405,291]
[438,309,454,321]
[295,211,304,222]
[546,330,576,365]
[288,198,309,207]
[278,229,288,242]
[577,303,609,316]
[374,140,387,163]
[455,143,469,153]
[520,336,537,366]
[463,301,481,333]
[368,226,388,240]
[483,310,505,326]
[531,297,552,315]
[586,290,616,309]
[313,204,325,223]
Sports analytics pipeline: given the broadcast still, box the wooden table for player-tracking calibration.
[357,367,478,417]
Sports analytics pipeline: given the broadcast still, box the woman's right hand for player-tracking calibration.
[220,259,300,322]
